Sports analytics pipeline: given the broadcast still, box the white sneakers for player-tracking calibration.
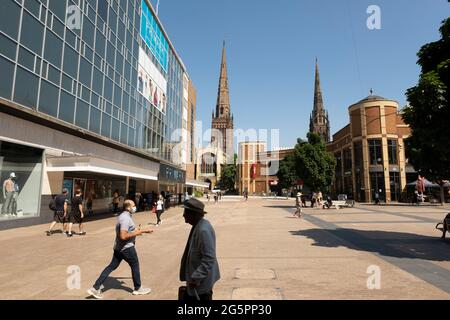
[87,286,152,298]
[132,287,152,295]
[87,287,103,299]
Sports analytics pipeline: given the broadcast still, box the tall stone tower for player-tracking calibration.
[211,41,234,162]
[309,59,330,143]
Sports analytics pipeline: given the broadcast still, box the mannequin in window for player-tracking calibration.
[2,172,19,216]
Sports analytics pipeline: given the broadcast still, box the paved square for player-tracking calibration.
[0,197,449,300]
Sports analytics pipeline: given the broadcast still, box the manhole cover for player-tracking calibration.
[231,288,282,300]
[235,269,277,280]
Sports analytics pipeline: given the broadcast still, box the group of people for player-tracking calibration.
[206,192,221,204]
[46,188,85,237]
[86,197,220,301]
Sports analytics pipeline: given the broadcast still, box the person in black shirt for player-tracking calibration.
[67,189,85,237]
[46,188,69,236]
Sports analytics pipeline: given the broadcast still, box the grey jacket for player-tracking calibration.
[180,218,220,295]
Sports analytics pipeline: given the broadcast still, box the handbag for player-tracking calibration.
[178,286,200,301]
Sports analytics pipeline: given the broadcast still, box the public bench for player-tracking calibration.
[436,213,450,239]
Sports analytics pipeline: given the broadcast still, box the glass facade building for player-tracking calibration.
[0,0,194,229]
[0,0,185,162]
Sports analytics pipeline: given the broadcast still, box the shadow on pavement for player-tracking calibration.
[290,228,450,261]
[100,277,134,294]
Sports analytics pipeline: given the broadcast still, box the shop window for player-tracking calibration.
[0,140,43,221]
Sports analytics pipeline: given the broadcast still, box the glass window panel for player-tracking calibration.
[62,73,72,92]
[44,30,63,67]
[0,0,21,40]
[52,17,65,38]
[0,56,15,99]
[24,0,41,18]
[63,44,78,78]
[101,113,111,137]
[38,80,59,117]
[91,93,99,108]
[104,76,113,101]
[0,33,17,61]
[89,107,101,134]
[120,123,127,144]
[65,29,76,48]
[75,99,89,129]
[48,64,61,85]
[98,0,108,23]
[92,66,103,95]
[18,46,35,71]
[20,11,44,54]
[79,57,92,87]
[82,19,95,48]
[14,67,39,108]
[111,118,120,141]
[59,90,75,123]
[48,0,67,22]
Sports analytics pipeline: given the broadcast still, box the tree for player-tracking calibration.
[403,16,450,204]
[219,164,237,192]
[277,132,336,194]
[277,154,297,190]
[293,132,336,193]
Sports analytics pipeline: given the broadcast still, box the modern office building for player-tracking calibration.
[0,0,197,229]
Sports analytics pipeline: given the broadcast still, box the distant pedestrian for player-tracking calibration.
[46,188,69,236]
[180,198,220,301]
[206,193,210,202]
[67,188,85,237]
[374,191,380,205]
[301,194,307,207]
[87,200,153,299]
[293,192,303,218]
[155,195,164,226]
[244,191,248,201]
[214,193,218,204]
[112,189,120,213]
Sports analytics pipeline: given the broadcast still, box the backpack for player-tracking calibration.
[49,197,56,211]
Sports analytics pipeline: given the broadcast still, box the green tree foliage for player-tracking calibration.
[277,154,297,189]
[403,16,450,204]
[219,164,237,192]
[277,132,336,192]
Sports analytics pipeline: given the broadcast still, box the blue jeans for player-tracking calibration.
[93,247,141,291]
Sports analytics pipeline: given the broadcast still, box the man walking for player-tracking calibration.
[180,198,220,301]
[87,200,153,299]
[293,192,303,218]
[67,189,85,237]
[46,188,69,235]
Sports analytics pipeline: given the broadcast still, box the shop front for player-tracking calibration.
[158,163,186,207]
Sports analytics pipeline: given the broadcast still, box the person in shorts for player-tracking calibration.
[46,188,69,236]
[67,189,85,237]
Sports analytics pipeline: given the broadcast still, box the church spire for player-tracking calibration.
[313,58,324,113]
[215,41,231,118]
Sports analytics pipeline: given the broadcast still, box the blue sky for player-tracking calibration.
[150,0,449,148]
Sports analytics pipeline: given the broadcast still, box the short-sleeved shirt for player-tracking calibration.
[156,200,163,211]
[114,211,136,252]
[71,196,83,215]
[55,194,69,212]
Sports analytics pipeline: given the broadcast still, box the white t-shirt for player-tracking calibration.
[157,200,163,211]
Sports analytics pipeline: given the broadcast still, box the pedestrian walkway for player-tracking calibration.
[0,198,449,299]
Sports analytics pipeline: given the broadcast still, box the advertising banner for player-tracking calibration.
[138,47,167,113]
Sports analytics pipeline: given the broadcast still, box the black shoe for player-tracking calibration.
[78,231,86,236]
[67,233,73,237]
[46,231,51,236]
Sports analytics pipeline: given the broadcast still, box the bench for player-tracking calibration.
[436,213,450,239]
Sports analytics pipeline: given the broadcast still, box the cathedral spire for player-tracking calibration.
[215,41,231,118]
[313,58,324,113]
[309,58,330,143]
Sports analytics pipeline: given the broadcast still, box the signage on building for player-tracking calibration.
[159,164,185,184]
[140,0,169,71]
[251,164,257,179]
[137,47,167,113]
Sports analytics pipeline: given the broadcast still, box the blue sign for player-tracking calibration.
[140,0,169,72]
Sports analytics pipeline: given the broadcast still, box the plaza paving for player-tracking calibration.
[0,197,449,300]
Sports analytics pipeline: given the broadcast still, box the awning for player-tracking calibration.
[46,156,158,181]
[186,180,210,188]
